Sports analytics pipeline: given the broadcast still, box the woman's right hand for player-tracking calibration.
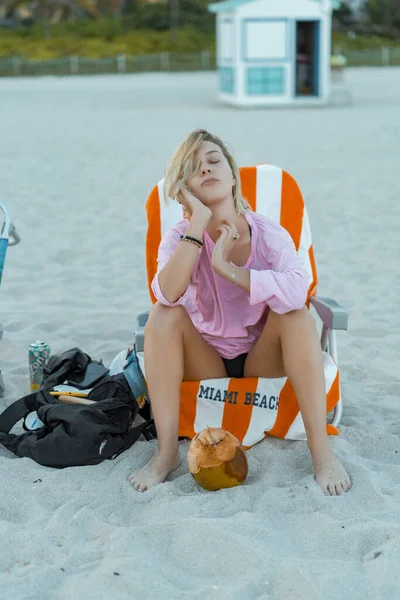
[178,187,212,224]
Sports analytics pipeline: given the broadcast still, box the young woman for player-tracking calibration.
[128,129,351,496]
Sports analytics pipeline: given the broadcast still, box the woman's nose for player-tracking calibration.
[202,167,211,175]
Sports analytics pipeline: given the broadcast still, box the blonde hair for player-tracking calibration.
[164,129,247,215]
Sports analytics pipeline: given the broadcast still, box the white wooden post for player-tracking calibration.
[70,55,79,75]
[160,52,170,70]
[381,47,390,67]
[200,50,210,69]
[117,54,126,74]
[12,56,21,76]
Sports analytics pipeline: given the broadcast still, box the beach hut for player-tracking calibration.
[207,0,341,107]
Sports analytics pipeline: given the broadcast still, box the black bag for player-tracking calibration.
[41,347,105,391]
[0,373,155,468]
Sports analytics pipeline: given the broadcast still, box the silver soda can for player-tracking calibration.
[28,341,50,391]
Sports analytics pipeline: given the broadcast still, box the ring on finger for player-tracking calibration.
[233,235,239,240]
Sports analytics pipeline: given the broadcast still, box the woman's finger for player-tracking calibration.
[222,223,235,234]
[217,225,230,237]
[177,190,186,207]
[222,220,237,230]
[222,221,239,240]
[217,224,240,242]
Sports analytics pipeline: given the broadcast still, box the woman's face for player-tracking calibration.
[186,141,235,206]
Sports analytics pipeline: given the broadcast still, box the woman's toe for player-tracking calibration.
[335,483,343,495]
[328,483,336,496]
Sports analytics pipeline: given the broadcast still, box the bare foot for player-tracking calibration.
[127,451,182,492]
[310,443,351,496]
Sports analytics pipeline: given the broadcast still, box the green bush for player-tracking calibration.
[332,31,400,50]
[0,25,215,59]
[1,12,398,61]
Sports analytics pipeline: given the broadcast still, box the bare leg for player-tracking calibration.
[128,303,227,492]
[244,307,351,496]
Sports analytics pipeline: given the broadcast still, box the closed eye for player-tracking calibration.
[197,160,219,173]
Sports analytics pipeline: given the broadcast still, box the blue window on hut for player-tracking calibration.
[219,67,235,93]
[247,67,285,95]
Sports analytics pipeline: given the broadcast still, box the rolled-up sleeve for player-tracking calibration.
[249,241,309,313]
[151,224,200,307]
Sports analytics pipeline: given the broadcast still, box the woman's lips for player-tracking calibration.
[202,178,219,186]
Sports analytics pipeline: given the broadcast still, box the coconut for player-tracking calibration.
[188,428,248,491]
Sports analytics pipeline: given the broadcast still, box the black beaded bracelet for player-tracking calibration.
[180,234,203,247]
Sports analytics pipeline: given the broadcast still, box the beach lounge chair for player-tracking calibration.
[0,202,21,396]
[135,165,348,448]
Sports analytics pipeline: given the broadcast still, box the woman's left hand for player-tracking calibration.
[211,222,240,276]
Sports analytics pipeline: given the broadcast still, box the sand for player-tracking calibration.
[0,67,399,600]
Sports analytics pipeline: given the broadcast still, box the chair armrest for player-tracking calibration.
[135,326,145,353]
[310,296,348,331]
[137,311,150,327]
[134,311,150,352]
[9,224,21,246]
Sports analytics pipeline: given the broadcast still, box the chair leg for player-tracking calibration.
[0,323,4,396]
[0,370,4,397]
[320,325,328,352]
[327,329,343,428]
[332,397,343,428]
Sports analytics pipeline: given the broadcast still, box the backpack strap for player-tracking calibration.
[0,391,54,434]
[109,418,156,460]
[141,419,156,441]
[127,419,156,444]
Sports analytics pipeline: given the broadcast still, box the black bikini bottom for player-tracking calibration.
[222,353,248,378]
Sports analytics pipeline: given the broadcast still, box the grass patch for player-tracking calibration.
[0,24,216,59]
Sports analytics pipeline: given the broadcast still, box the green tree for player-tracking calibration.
[363,0,400,29]
[333,1,356,26]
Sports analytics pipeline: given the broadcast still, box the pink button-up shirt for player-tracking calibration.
[151,210,309,359]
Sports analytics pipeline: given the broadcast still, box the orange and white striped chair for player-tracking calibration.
[0,202,21,397]
[135,164,348,448]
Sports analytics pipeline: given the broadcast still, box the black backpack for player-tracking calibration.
[0,373,155,468]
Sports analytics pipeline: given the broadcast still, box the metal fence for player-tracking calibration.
[0,51,216,77]
[0,47,399,77]
[345,46,400,67]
